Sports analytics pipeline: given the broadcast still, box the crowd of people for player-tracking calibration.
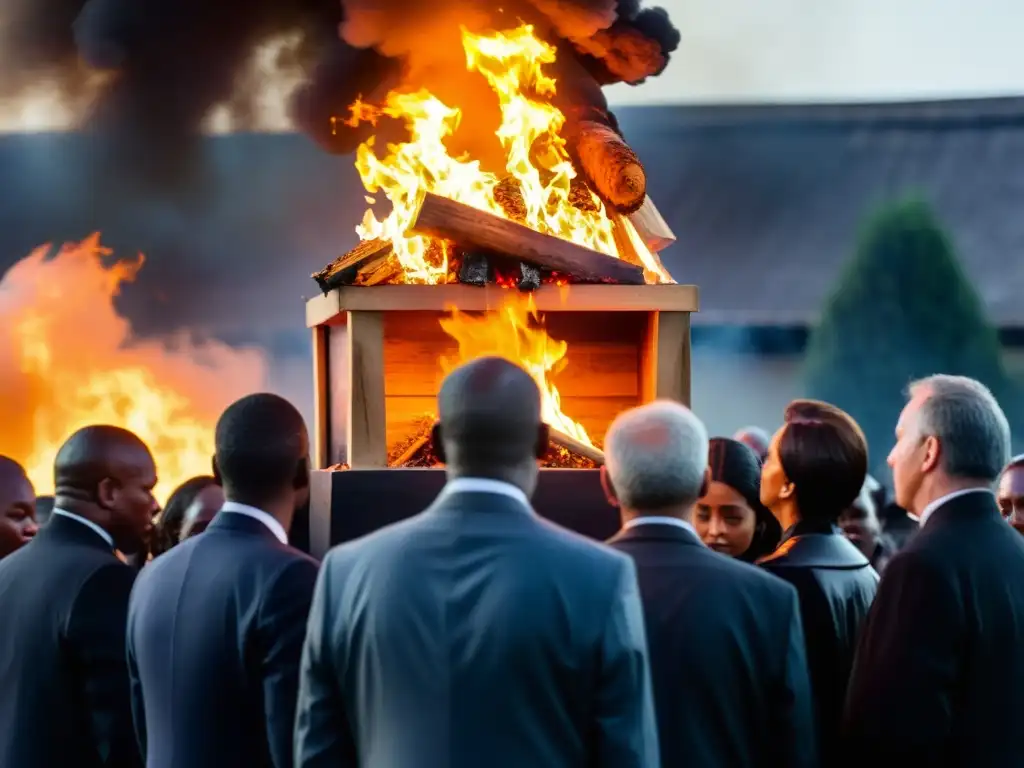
[1,358,1023,767]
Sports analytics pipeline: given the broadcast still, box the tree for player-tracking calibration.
[804,197,1019,476]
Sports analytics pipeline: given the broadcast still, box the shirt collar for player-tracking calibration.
[51,508,115,549]
[623,515,702,542]
[440,477,531,510]
[918,488,993,528]
[220,501,289,544]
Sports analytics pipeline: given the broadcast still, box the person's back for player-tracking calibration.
[604,403,816,767]
[844,375,1024,766]
[129,515,317,767]
[295,357,658,767]
[127,393,319,768]
[0,427,156,768]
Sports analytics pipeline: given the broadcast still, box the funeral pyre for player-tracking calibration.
[312,24,676,468]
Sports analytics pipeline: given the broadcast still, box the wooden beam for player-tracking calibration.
[306,284,698,321]
[312,238,394,293]
[410,192,645,285]
[549,428,605,465]
[640,311,692,407]
[311,325,330,469]
[628,196,676,253]
[345,311,388,468]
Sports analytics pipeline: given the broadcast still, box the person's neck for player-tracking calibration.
[447,466,533,496]
[913,475,990,517]
[622,503,695,525]
[226,496,293,531]
[53,497,106,528]
[773,500,800,533]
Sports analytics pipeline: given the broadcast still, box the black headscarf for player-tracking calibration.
[708,437,782,562]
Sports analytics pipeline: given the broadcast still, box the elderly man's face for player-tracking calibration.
[998,466,1024,533]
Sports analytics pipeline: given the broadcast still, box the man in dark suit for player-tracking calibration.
[605,401,817,767]
[0,426,157,768]
[294,357,659,768]
[127,393,318,768]
[843,375,1024,767]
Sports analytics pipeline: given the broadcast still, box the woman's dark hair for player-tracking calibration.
[708,437,781,561]
[779,400,869,524]
[153,475,218,556]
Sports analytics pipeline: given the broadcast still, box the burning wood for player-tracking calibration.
[565,120,647,215]
[628,196,676,253]
[549,428,605,466]
[411,192,645,285]
[312,239,401,293]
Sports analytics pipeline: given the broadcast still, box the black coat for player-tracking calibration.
[127,510,318,768]
[610,522,817,768]
[759,522,878,766]
[0,512,141,768]
[843,490,1024,767]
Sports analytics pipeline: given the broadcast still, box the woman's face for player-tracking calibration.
[695,481,758,557]
[760,427,788,512]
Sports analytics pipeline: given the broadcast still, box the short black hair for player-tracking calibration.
[779,399,868,524]
[154,475,218,555]
[214,394,307,504]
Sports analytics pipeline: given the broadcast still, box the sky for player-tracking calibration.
[607,0,1024,104]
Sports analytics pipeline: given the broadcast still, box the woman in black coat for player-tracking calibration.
[758,399,879,766]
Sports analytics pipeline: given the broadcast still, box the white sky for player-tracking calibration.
[607,0,1024,104]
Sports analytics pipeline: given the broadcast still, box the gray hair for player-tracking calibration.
[605,400,709,511]
[907,374,1011,483]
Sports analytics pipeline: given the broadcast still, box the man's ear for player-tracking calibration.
[600,465,619,508]
[699,466,711,498]
[211,456,222,485]
[921,435,941,474]
[293,457,310,490]
[430,422,446,463]
[96,476,119,509]
[535,423,551,460]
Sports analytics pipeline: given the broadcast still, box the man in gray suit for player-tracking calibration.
[294,356,659,768]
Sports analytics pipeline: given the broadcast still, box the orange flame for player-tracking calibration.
[0,234,268,503]
[439,293,592,445]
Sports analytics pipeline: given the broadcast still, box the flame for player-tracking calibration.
[348,23,665,284]
[439,293,592,446]
[0,234,268,503]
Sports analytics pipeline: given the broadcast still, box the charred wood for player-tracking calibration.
[457,251,492,286]
[312,239,393,293]
[518,262,542,291]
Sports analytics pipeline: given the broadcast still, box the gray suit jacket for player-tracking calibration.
[294,488,659,768]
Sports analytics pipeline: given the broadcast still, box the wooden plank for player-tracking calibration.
[307,284,698,320]
[346,311,388,468]
[550,428,605,465]
[311,325,330,469]
[628,196,676,253]
[312,238,394,293]
[640,311,692,407]
[410,192,645,284]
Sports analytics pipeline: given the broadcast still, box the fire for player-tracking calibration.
[439,293,592,446]
[0,234,267,503]
[348,23,663,284]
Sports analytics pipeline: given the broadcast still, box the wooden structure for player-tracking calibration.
[306,283,699,470]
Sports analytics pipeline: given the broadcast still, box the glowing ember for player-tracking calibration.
[347,24,666,284]
[0,234,267,503]
[439,292,593,446]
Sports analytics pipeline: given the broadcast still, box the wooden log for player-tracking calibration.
[628,196,676,253]
[410,192,644,285]
[565,120,646,214]
[354,254,401,286]
[549,428,605,466]
[312,239,393,293]
[457,251,491,286]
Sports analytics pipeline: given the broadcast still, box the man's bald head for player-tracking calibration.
[435,357,545,476]
[54,425,154,495]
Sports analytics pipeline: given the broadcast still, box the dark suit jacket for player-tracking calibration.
[294,489,660,768]
[759,523,878,766]
[127,510,319,768]
[609,522,817,768]
[843,490,1024,767]
[0,512,141,768]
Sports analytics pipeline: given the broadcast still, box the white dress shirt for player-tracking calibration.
[623,515,702,543]
[440,477,531,510]
[918,487,993,529]
[220,501,289,544]
[51,508,115,548]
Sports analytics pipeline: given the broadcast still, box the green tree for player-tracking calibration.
[804,197,1019,475]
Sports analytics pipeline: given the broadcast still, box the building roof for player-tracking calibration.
[615,97,1024,327]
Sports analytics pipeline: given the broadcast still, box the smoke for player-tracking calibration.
[0,234,270,501]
